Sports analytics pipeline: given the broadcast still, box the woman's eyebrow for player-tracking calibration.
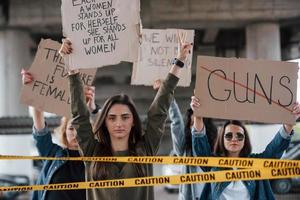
[107,112,131,116]
[121,113,131,116]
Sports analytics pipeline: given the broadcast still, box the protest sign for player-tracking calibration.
[61,0,141,69]
[195,56,298,124]
[20,39,97,117]
[131,29,194,87]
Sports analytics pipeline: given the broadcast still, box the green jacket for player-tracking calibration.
[69,73,179,200]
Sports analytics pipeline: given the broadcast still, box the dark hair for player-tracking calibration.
[214,120,252,157]
[184,108,218,152]
[91,94,144,180]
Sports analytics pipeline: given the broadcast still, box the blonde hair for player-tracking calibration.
[54,117,70,148]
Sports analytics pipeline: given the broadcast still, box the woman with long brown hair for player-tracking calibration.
[60,33,193,200]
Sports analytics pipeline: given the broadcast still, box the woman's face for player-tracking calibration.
[105,104,134,140]
[223,124,245,157]
[66,121,79,149]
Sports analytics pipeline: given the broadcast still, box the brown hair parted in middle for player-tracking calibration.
[91,94,144,180]
[214,120,252,157]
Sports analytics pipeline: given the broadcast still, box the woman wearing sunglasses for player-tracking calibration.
[190,96,300,200]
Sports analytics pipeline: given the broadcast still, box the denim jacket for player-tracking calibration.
[169,100,204,200]
[31,125,69,200]
[192,126,292,200]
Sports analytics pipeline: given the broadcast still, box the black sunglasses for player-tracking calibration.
[224,132,245,141]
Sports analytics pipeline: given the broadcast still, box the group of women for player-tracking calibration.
[21,33,300,200]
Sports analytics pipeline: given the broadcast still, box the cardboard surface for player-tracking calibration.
[195,56,298,124]
[131,29,194,87]
[61,0,140,69]
[20,39,97,117]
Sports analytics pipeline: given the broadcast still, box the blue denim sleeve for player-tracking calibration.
[251,126,292,159]
[192,126,213,172]
[32,124,61,157]
[192,126,212,157]
[169,99,185,156]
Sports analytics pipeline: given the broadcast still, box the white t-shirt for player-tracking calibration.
[193,167,205,199]
[219,180,250,200]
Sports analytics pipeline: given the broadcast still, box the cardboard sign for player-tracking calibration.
[131,29,194,87]
[195,56,298,124]
[20,39,97,117]
[61,0,141,69]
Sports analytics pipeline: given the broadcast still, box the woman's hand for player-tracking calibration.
[59,38,79,74]
[153,79,163,90]
[284,102,300,134]
[176,31,193,62]
[59,38,73,55]
[169,31,193,77]
[21,69,33,85]
[85,86,97,113]
[190,96,204,132]
[190,96,200,112]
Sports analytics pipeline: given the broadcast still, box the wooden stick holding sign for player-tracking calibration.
[194,56,298,124]
[20,39,97,117]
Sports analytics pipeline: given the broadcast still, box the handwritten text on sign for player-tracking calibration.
[61,0,140,69]
[131,29,194,87]
[20,39,97,117]
[195,56,298,124]
[71,0,123,55]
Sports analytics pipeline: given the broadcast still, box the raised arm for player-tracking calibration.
[252,102,300,159]
[22,69,58,156]
[283,102,300,133]
[32,108,45,130]
[153,80,185,155]
[21,69,45,130]
[60,39,98,156]
[169,99,185,156]
[145,32,193,155]
[85,85,101,122]
[191,96,204,132]
[190,96,212,157]
[190,96,213,172]
[169,32,192,78]
[146,73,178,155]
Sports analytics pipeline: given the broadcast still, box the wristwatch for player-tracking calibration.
[172,58,184,68]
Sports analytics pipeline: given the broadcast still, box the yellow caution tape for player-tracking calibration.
[0,155,299,169]
[0,167,299,192]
